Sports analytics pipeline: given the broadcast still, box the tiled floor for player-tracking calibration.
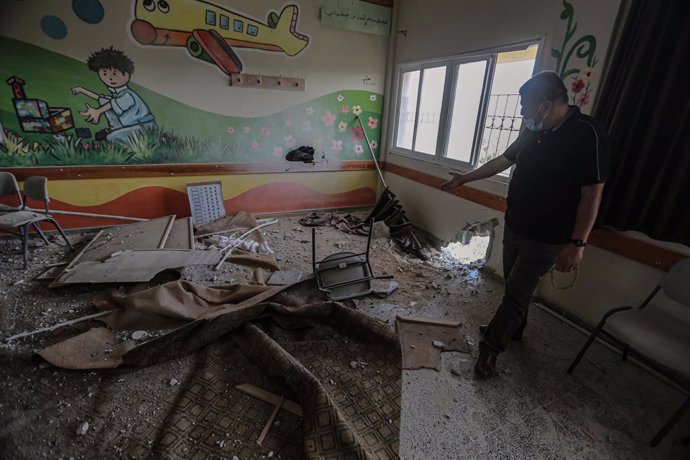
[397,285,690,459]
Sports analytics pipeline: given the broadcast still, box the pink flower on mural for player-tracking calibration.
[305,106,314,115]
[351,126,364,142]
[354,144,364,155]
[252,139,259,149]
[369,140,378,150]
[320,110,336,127]
[243,126,251,134]
[369,94,377,102]
[284,118,293,127]
[367,116,378,130]
[352,105,363,116]
[341,105,349,114]
[337,121,348,133]
[302,121,312,132]
[227,127,235,134]
[571,79,585,93]
[260,127,271,137]
[331,139,343,153]
[273,146,283,157]
[284,135,296,148]
[577,94,590,107]
[337,94,345,102]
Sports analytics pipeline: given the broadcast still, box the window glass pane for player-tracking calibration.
[479,44,538,173]
[446,60,488,163]
[414,66,446,155]
[396,70,420,150]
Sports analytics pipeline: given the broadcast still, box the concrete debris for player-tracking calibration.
[13,279,25,286]
[450,368,462,376]
[432,340,445,349]
[76,421,89,435]
[131,330,147,341]
[169,378,179,386]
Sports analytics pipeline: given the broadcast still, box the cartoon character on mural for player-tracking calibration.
[129,0,309,74]
[71,46,157,142]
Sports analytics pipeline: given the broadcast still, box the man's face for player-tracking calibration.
[98,67,130,88]
[520,95,544,119]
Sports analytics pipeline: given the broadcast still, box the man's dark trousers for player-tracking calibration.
[480,227,561,354]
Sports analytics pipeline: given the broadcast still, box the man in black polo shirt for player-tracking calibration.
[442,71,608,379]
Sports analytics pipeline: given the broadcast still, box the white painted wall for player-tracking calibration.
[377,0,690,325]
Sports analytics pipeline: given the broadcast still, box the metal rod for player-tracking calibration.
[3,310,114,342]
[24,207,148,222]
[355,115,387,188]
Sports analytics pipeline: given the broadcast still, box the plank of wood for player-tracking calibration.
[235,384,302,417]
[396,315,461,328]
[257,396,283,446]
[158,216,176,249]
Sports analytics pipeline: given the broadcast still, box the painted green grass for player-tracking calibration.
[0,36,384,167]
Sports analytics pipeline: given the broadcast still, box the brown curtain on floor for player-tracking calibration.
[595,0,690,245]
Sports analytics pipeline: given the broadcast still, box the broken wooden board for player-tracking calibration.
[396,315,470,370]
[164,217,194,250]
[50,216,177,287]
[51,249,221,285]
[235,383,303,417]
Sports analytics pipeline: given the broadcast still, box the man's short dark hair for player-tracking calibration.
[519,71,568,103]
[86,47,135,74]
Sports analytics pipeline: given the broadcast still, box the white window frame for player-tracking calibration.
[389,39,545,181]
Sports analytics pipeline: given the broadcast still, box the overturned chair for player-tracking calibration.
[0,176,73,269]
[567,258,690,446]
[312,219,392,301]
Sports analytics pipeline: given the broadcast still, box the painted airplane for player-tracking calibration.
[130,0,310,74]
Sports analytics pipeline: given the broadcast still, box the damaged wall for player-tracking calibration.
[376,0,690,325]
[0,0,391,226]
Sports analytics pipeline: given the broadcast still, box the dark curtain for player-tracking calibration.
[595,0,690,245]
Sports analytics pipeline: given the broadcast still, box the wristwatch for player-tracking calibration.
[569,239,587,247]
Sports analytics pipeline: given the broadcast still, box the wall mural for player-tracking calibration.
[551,0,598,108]
[130,0,310,75]
[0,1,382,168]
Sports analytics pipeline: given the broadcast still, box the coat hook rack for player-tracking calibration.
[230,73,305,92]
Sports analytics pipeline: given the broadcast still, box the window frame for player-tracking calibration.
[389,39,544,181]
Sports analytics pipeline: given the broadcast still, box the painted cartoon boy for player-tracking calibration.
[71,47,156,142]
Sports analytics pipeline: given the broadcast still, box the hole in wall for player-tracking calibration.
[442,218,498,266]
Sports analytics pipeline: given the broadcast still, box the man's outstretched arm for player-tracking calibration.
[441,155,514,191]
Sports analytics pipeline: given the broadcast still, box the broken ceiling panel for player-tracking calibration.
[164,217,194,250]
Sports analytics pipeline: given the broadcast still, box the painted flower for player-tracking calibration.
[369,140,378,150]
[284,118,293,127]
[260,127,271,137]
[337,94,345,102]
[331,139,343,153]
[367,116,378,130]
[305,106,314,115]
[369,94,377,102]
[341,105,349,114]
[351,126,364,142]
[302,121,312,132]
[320,110,336,127]
[571,79,585,93]
[243,126,251,134]
[285,134,296,148]
[227,126,235,134]
[338,121,348,133]
[354,144,364,155]
[352,105,363,116]
[252,139,259,149]
[273,146,284,157]
[577,93,590,107]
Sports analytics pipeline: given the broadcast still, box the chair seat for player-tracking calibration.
[0,211,48,228]
[605,307,690,380]
[0,204,20,212]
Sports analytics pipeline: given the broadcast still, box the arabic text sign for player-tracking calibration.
[320,0,392,37]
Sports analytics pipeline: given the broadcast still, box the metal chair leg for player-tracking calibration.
[47,218,73,249]
[32,223,50,245]
[21,224,29,269]
[651,396,690,446]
